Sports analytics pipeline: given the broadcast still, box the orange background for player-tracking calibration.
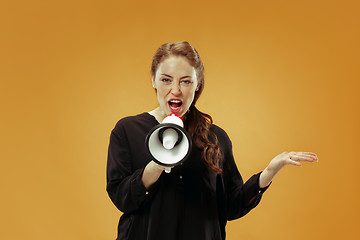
[1,0,359,239]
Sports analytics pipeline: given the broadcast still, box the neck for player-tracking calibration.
[148,107,166,123]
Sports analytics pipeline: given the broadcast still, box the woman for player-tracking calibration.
[106,41,318,240]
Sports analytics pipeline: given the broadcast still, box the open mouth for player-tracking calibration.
[168,99,182,112]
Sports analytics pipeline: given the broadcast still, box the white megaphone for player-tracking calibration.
[145,113,192,173]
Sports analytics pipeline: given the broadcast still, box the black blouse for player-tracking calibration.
[106,112,269,240]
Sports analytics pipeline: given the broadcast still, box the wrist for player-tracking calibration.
[259,167,277,188]
[142,161,164,189]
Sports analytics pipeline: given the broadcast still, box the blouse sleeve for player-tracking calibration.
[221,131,270,221]
[106,121,159,214]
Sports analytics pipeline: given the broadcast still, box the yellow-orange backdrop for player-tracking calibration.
[1,0,359,239]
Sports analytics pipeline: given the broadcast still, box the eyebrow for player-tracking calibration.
[161,74,192,79]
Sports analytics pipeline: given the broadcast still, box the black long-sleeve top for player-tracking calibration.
[106,112,269,240]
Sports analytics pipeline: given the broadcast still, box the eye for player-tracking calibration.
[161,78,171,84]
[181,79,192,85]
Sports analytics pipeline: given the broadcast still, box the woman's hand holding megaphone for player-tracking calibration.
[154,162,174,173]
[141,160,174,189]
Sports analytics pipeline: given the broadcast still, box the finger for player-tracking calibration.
[155,164,174,170]
[299,152,318,157]
[290,155,317,162]
[287,158,302,166]
[284,152,297,158]
[283,152,317,156]
[296,152,318,161]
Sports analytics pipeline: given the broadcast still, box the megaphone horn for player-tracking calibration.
[145,114,192,173]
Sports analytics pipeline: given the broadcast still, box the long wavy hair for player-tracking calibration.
[151,41,222,173]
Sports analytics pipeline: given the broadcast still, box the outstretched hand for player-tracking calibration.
[267,152,318,172]
[259,152,318,188]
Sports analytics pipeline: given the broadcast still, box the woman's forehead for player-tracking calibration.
[156,56,196,77]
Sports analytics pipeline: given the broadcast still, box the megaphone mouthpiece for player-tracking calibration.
[162,128,178,149]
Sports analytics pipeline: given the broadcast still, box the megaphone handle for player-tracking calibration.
[164,168,171,173]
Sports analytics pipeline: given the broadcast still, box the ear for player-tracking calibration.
[196,83,200,91]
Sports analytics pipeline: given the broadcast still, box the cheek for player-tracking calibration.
[184,89,196,103]
[156,87,168,101]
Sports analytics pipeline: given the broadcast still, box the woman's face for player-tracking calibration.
[152,55,199,118]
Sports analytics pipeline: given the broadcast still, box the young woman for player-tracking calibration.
[106,41,318,240]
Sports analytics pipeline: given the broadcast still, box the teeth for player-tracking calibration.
[169,100,182,110]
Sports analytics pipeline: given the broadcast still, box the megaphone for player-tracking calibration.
[145,113,192,173]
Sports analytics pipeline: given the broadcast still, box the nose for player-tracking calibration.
[170,82,181,96]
